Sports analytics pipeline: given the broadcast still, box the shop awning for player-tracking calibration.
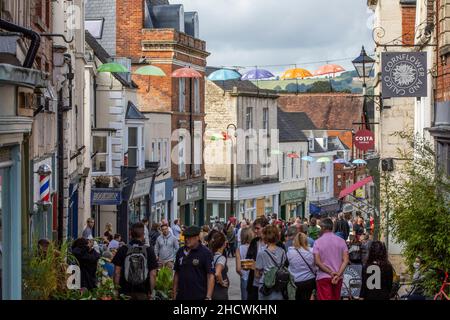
[339,176,373,199]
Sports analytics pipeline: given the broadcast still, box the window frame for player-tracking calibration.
[126,125,144,169]
[179,78,186,112]
[91,131,111,175]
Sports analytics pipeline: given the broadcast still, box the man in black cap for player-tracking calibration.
[172,226,215,300]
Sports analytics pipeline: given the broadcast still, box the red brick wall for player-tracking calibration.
[116,0,209,181]
[401,4,417,45]
[32,0,53,74]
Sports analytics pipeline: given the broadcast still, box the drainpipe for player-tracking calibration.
[0,19,40,68]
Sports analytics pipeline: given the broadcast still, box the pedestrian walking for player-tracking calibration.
[225,221,236,258]
[101,250,115,278]
[287,233,317,300]
[360,241,394,300]
[284,225,299,251]
[235,227,254,300]
[148,223,160,248]
[155,223,179,269]
[299,224,315,248]
[236,220,247,247]
[111,222,158,300]
[107,234,121,250]
[71,237,100,290]
[255,225,288,300]
[82,218,95,239]
[172,219,182,240]
[245,217,269,300]
[210,232,229,300]
[334,212,350,240]
[308,217,321,241]
[313,218,349,300]
[172,226,215,300]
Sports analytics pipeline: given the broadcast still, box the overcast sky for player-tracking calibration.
[177,0,374,75]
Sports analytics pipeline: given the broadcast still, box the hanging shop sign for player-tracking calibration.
[120,166,138,202]
[382,52,427,98]
[178,182,204,205]
[91,189,122,205]
[354,130,375,151]
[130,176,153,200]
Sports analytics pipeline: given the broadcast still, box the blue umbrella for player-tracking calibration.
[352,159,367,165]
[241,68,274,80]
[207,68,241,81]
[301,156,315,162]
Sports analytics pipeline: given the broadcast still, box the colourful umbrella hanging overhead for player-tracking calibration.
[317,157,331,163]
[270,149,282,155]
[287,152,300,159]
[333,158,348,164]
[97,62,129,73]
[133,65,166,92]
[301,156,315,162]
[207,69,241,81]
[313,64,346,77]
[352,159,367,165]
[171,67,203,78]
[241,68,274,81]
[280,68,313,80]
[210,132,231,141]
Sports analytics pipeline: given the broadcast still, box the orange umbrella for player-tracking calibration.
[280,68,313,80]
[313,64,345,77]
[171,67,202,78]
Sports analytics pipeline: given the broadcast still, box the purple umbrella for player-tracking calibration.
[241,68,274,80]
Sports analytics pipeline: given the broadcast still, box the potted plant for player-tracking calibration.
[94,176,110,188]
[112,176,121,188]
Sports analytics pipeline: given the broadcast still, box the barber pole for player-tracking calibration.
[37,164,52,205]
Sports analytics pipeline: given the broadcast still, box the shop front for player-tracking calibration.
[91,187,122,238]
[177,180,206,227]
[309,198,341,217]
[151,178,173,224]
[280,189,306,220]
[128,172,154,226]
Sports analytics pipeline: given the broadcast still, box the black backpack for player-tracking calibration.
[262,249,291,293]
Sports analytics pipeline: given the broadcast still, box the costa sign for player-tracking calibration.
[354,130,375,151]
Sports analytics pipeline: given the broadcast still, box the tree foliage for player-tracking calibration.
[381,132,450,295]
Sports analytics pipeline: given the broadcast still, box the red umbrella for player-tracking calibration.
[171,67,203,78]
[287,152,300,159]
[313,64,345,77]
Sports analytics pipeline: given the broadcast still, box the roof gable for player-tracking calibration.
[126,101,147,120]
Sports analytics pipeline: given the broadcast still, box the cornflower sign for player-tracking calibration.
[382,52,427,98]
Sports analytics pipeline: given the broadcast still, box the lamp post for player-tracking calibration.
[227,124,237,219]
[352,46,375,96]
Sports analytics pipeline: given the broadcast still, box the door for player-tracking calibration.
[256,198,265,217]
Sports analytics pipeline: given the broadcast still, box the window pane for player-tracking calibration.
[93,154,107,172]
[128,127,137,147]
[85,19,104,39]
[128,148,137,166]
[93,136,107,153]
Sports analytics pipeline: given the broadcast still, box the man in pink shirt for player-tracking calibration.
[313,218,349,300]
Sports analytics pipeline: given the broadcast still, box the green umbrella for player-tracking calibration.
[97,62,129,73]
[133,65,166,76]
[270,149,282,155]
[133,65,166,92]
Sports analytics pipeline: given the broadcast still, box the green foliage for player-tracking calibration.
[382,132,450,295]
[154,267,173,300]
[23,240,76,300]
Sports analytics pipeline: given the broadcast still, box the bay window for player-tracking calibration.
[126,125,144,169]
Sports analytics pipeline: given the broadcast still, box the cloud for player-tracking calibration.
[177,0,374,74]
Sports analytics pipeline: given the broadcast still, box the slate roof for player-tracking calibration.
[278,93,365,130]
[85,31,137,89]
[278,109,316,142]
[126,101,148,120]
[328,136,350,151]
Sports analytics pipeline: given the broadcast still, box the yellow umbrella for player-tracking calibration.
[281,68,313,80]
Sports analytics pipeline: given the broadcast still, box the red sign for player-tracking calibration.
[354,130,375,151]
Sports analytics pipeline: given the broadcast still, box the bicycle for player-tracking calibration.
[434,271,449,300]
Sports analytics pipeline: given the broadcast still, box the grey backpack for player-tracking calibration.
[124,244,149,286]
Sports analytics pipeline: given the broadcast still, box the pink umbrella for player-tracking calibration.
[313,64,345,77]
[171,67,203,78]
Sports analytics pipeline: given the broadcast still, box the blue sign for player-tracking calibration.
[91,188,122,205]
[151,178,173,205]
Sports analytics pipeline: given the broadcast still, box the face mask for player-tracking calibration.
[413,262,420,269]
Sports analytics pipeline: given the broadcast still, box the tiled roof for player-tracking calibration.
[278,93,364,130]
[277,109,311,142]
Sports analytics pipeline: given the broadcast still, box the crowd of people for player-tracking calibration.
[43,210,425,301]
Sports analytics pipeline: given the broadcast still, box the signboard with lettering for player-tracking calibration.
[280,189,306,205]
[382,52,427,98]
[341,264,362,298]
[91,189,122,205]
[354,130,375,152]
[178,182,204,205]
[154,181,166,203]
[131,177,153,200]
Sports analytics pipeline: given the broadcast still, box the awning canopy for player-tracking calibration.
[339,176,373,199]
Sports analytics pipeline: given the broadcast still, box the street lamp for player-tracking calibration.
[352,46,375,95]
[227,124,237,219]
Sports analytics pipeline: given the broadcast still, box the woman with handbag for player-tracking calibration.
[210,232,230,300]
[287,232,317,300]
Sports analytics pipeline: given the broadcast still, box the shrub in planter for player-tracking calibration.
[94,176,110,188]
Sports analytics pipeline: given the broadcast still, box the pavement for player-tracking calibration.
[226,255,242,300]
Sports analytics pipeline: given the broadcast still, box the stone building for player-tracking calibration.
[205,78,279,222]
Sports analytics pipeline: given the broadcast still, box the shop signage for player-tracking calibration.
[91,189,122,205]
[131,177,152,200]
[186,185,201,201]
[121,166,138,202]
[382,52,427,98]
[280,189,306,205]
[354,130,375,152]
[179,183,204,205]
[154,181,166,203]
[341,264,362,298]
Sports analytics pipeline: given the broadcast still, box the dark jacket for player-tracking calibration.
[149,230,160,247]
[72,246,100,290]
[335,219,350,240]
[360,262,393,300]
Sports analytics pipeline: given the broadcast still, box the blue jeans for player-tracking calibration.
[240,278,248,300]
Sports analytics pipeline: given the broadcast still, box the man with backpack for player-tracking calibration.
[112,222,158,300]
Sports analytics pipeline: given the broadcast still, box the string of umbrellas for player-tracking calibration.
[268,150,367,166]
